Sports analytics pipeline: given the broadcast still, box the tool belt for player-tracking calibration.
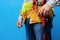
[21,2,54,24]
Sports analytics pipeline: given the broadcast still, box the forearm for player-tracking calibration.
[47,0,59,7]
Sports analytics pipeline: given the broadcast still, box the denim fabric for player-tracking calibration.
[25,18,43,40]
[45,19,52,40]
[25,18,52,40]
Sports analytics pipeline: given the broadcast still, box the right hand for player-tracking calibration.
[17,20,22,28]
[38,3,51,16]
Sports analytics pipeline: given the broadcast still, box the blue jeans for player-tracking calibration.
[25,18,43,40]
[25,18,52,40]
[45,18,52,40]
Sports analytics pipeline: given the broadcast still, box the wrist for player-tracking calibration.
[18,15,22,20]
[45,3,51,9]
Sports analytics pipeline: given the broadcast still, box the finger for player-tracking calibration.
[46,11,48,16]
[17,22,21,27]
[40,9,44,16]
[18,25,21,28]
[38,10,40,13]
[18,24,22,28]
[38,10,41,15]
[43,10,46,16]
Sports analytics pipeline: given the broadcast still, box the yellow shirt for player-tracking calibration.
[20,2,32,14]
[20,0,54,24]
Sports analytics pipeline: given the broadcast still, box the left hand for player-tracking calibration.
[38,3,51,16]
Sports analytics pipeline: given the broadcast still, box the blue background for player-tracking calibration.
[0,0,60,40]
